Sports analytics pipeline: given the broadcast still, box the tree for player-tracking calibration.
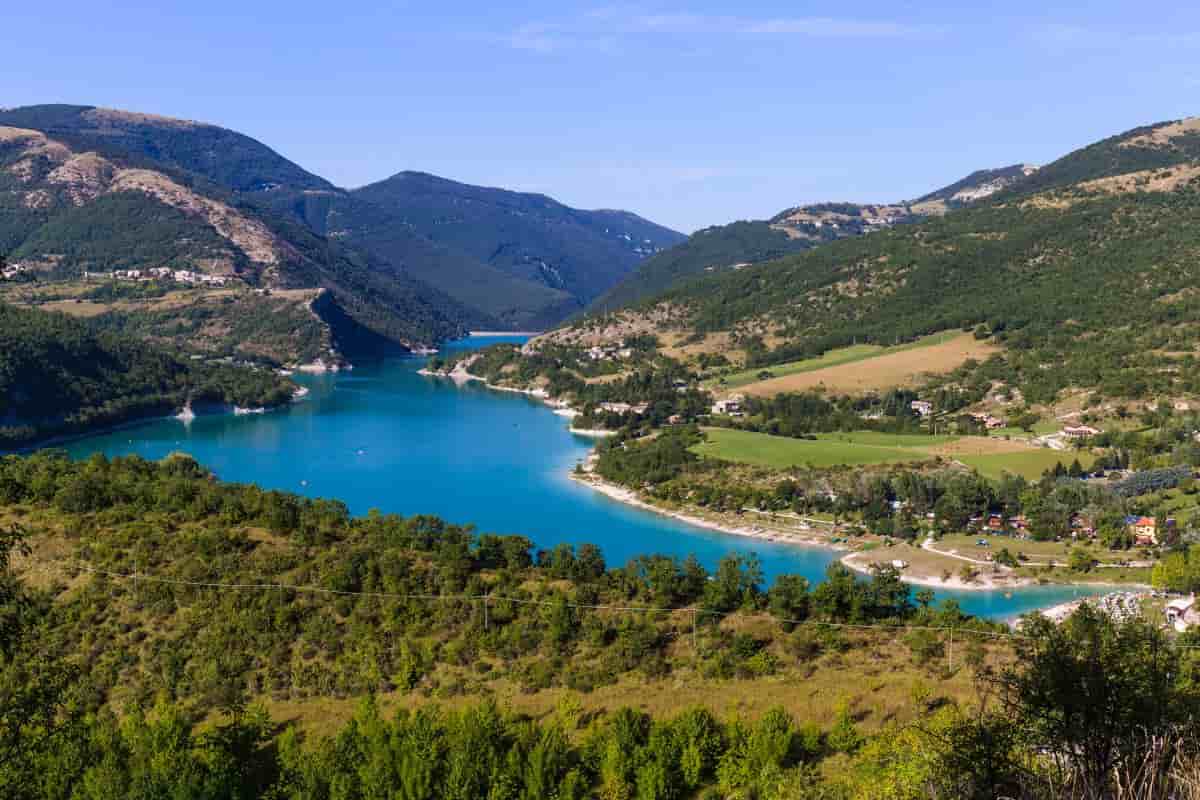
[994,607,1198,796]
[767,575,810,628]
[1067,547,1096,573]
[0,525,83,796]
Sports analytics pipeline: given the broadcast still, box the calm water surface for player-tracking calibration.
[62,336,1106,620]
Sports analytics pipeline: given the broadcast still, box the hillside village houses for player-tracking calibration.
[910,400,933,417]
[586,344,634,361]
[81,267,231,287]
[598,401,649,416]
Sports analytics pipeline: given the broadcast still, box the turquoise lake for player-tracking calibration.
[61,336,1107,621]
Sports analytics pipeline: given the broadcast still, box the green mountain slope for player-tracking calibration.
[579,117,1200,406]
[593,221,814,311]
[0,303,293,444]
[593,166,1039,311]
[0,105,682,337]
[332,171,684,329]
[0,105,472,353]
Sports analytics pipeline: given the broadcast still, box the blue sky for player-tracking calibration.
[4,1,1199,232]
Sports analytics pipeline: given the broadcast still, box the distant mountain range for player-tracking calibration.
[593,165,1038,310]
[0,104,682,354]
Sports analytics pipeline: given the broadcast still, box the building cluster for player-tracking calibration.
[586,344,635,361]
[82,267,233,287]
[598,401,650,416]
[968,411,1006,430]
[1062,424,1101,439]
[962,511,1169,547]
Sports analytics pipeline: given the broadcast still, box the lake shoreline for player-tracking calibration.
[570,470,850,551]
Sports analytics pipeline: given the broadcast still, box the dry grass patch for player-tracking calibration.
[741,332,997,396]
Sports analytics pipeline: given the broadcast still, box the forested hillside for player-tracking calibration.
[0,105,473,353]
[594,165,1036,310]
[580,117,1200,407]
[3,451,1200,798]
[592,221,813,311]
[0,303,293,444]
[331,171,684,329]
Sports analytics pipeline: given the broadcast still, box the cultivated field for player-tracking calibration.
[956,450,1094,480]
[693,428,949,469]
[695,427,1090,478]
[726,331,997,396]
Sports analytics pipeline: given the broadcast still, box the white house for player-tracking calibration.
[1166,595,1200,633]
[911,400,933,417]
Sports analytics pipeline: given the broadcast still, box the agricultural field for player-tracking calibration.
[694,427,1091,479]
[692,428,948,469]
[715,331,997,395]
[956,449,1094,480]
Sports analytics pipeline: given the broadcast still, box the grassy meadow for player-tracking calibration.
[694,427,1092,479]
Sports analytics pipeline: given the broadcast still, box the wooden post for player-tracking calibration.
[483,593,489,631]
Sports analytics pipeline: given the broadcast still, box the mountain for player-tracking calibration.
[0,104,680,356]
[0,104,474,356]
[592,221,815,310]
[565,117,1200,408]
[325,171,684,329]
[593,165,1038,310]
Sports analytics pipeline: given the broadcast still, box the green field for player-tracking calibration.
[695,428,1092,479]
[712,330,962,389]
[957,450,1094,480]
[692,428,949,469]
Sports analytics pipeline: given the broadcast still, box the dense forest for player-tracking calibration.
[336,171,683,329]
[2,452,1200,798]
[0,304,294,445]
[592,221,815,311]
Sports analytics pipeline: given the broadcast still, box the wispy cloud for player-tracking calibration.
[1032,23,1200,50]
[501,9,942,53]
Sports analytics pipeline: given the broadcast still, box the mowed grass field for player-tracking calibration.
[957,450,1094,481]
[694,427,1091,479]
[692,428,951,469]
[718,331,997,396]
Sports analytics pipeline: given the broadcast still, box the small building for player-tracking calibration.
[711,395,745,416]
[1166,595,1200,632]
[911,400,933,417]
[986,514,1005,532]
[1125,516,1158,546]
[1070,513,1096,539]
[891,559,909,570]
[666,414,683,425]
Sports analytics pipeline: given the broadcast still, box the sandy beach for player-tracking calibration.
[840,551,1033,591]
[570,471,845,550]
